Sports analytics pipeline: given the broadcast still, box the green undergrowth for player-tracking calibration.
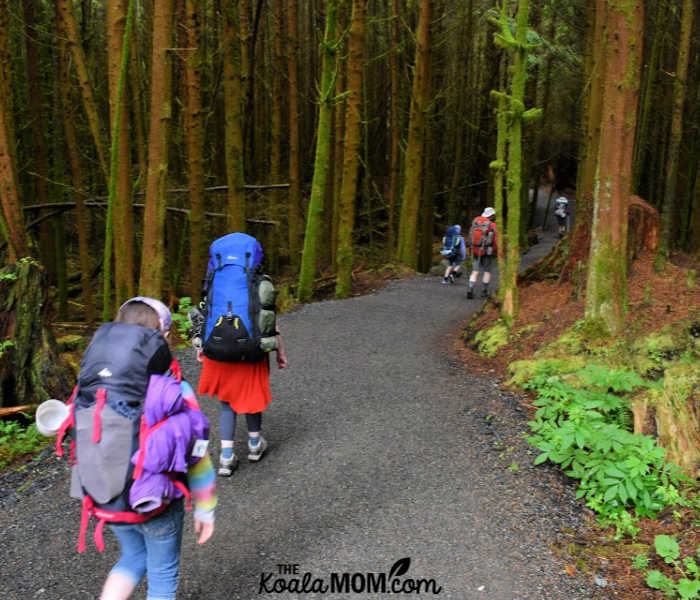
[638,535,700,599]
[504,315,700,541]
[0,419,49,470]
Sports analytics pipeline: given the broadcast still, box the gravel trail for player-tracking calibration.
[0,233,602,600]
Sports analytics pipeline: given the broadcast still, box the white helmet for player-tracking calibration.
[555,196,568,205]
[482,207,496,218]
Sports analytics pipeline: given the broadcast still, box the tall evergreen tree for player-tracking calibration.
[585,0,643,332]
[397,0,432,269]
[139,0,175,298]
[297,0,339,302]
[335,0,368,298]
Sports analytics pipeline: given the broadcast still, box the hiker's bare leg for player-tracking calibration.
[101,573,137,600]
[483,272,491,285]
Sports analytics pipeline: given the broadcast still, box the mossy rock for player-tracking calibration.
[474,321,510,358]
[507,356,586,387]
[534,329,586,358]
[629,319,700,379]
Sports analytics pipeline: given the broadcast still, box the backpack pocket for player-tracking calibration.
[203,314,266,362]
[74,405,135,504]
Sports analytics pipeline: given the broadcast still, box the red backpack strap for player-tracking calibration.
[169,358,182,382]
[77,495,93,553]
[133,416,168,481]
[55,402,75,458]
[93,518,107,553]
[91,388,107,443]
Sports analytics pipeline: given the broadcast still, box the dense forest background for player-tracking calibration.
[0,0,698,323]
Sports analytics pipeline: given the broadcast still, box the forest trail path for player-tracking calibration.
[0,223,599,600]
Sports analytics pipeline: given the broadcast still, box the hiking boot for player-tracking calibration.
[247,436,268,462]
[441,277,449,285]
[481,288,490,298]
[448,274,456,284]
[467,289,474,299]
[218,453,239,477]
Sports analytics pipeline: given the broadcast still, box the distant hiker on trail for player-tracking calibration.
[554,195,569,238]
[467,207,498,299]
[439,224,467,284]
[55,297,217,600]
[189,233,288,478]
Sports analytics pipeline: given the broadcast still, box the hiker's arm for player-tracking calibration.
[275,329,288,369]
[188,454,217,544]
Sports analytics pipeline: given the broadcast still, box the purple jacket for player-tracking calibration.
[129,376,210,512]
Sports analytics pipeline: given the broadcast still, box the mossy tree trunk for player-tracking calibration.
[387,0,401,257]
[335,0,367,299]
[0,259,72,408]
[331,32,346,271]
[222,1,246,233]
[632,0,664,195]
[57,0,109,182]
[397,0,432,269]
[0,0,16,172]
[286,0,302,268]
[182,0,206,300]
[270,0,284,260]
[490,56,507,303]
[139,0,174,299]
[105,0,135,319]
[297,0,339,303]
[59,34,94,324]
[654,0,693,270]
[23,0,55,283]
[108,0,135,306]
[0,70,30,261]
[490,0,541,324]
[584,0,643,333]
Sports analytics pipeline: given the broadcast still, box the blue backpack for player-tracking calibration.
[201,233,278,362]
[440,225,462,259]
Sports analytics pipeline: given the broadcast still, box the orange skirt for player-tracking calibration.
[197,356,271,414]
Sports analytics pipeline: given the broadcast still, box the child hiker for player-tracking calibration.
[440,224,466,284]
[58,297,217,600]
[190,233,288,477]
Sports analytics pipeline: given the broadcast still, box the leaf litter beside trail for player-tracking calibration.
[456,249,700,600]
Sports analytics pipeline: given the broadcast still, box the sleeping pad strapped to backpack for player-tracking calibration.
[55,321,190,553]
[200,232,278,362]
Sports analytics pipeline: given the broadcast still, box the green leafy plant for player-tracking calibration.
[525,365,686,527]
[645,535,700,599]
[171,297,194,349]
[633,553,650,570]
[0,420,47,470]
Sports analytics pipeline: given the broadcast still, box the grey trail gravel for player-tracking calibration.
[0,232,602,600]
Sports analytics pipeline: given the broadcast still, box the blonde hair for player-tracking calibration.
[116,301,161,331]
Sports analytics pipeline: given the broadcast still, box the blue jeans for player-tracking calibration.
[109,499,185,600]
